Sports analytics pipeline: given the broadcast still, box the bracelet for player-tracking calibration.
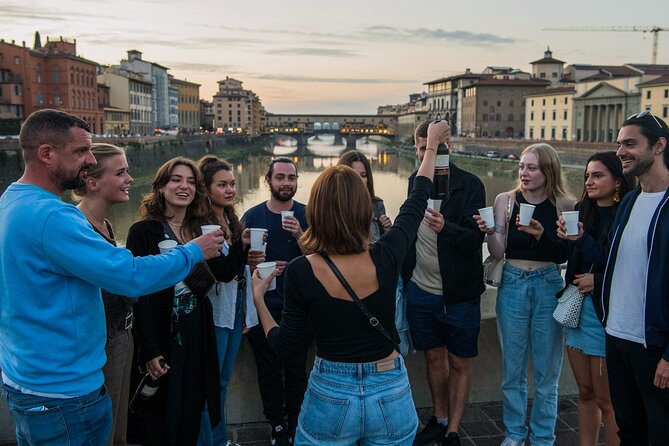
[425,147,437,151]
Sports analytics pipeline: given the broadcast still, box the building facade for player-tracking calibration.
[530,48,565,88]
[461,79,549,138]
[524,88,575,141]
[171,78,201,133]
[0,36,104,134]
[120,50,169,129]
[637,74,669,120]
[213,77,264,135]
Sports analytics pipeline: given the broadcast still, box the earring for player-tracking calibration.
[612,188,620,203]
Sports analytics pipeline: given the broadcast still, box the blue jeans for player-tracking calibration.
[294,356,418,446]
[496,264,564,446]
[3,384,112,446]
[198,287,245,445]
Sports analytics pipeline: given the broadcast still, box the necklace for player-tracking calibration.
[167,219,183,227]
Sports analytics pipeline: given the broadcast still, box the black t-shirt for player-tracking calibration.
[267,176,432,363]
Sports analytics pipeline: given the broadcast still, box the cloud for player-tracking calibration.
[264,48,360,58]
[252,74,415,84]
[363,25,517,45]
[163,61,240,74]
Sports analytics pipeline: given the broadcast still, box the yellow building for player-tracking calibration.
[171,78,201,133]
[524,87,575,141]
[638,74,669,120]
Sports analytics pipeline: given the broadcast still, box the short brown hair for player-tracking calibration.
[414,120,430,145]
[299,165,371,255]
[19,109,90,162]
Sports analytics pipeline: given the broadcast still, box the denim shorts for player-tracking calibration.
[3,384,112,446]
[405,281,480,356]
[294,356,418,445]
[564,293,606,357]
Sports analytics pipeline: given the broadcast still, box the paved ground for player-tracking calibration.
[227,395,604,445]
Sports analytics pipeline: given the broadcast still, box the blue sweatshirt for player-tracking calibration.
[0,183,203,397]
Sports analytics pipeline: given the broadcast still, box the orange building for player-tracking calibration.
[0,36,104,134]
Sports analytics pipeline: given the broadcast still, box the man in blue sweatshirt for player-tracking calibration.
[0,109,225,445]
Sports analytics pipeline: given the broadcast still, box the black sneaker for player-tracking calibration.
[440,432,461,446]
[413,416,447,446]
[271,423,291,446]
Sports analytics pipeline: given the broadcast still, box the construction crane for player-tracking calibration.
[544,26,668,64]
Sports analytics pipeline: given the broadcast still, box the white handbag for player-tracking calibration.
[552,284,584,328]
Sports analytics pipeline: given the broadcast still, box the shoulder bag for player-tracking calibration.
[321,254,399,353]
[483,194,513,287]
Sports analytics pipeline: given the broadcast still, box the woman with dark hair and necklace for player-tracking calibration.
[126,156,247,446]
[560,152,633,446]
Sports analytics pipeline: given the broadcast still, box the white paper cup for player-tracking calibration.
[249,228,266,250]
[562,211,580,236]
[158,239,177,254]
[281,210,294,224]
[257,261,277,291]
[518,203,536,226]
[201,224,221,235]
[478,206,494,228]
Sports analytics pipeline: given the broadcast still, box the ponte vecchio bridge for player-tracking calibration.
[265,113,397,152]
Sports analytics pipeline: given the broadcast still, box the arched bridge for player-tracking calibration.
[266,113,396,154]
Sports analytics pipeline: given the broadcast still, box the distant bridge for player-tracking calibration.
[265,113,396,154]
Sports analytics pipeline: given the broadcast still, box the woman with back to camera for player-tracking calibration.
[196,155,263,446]
[474,143,575,446]
[251,121,448,445]
[126,156,247,446]
[337,150,392,242]
[560,152,632,446]
[75,143,134,446]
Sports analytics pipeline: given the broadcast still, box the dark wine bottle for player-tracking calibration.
[431,143,450,201]
[129,359,166,415]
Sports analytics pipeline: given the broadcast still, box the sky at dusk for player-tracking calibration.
[2,0,668,114]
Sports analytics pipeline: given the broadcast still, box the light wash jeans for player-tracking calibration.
[3,384,112,446]
[496,263,564,446]
[294,356,418,446]
[198,288,245,445]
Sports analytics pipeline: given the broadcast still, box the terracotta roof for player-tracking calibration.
[637,74,669,87]
[530,56,565,65]
[424,72,483,85]
[462,78,550,88]
[524,87,575,97]
[627,64,669,75]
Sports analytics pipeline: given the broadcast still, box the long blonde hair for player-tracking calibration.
[511,143,572,205]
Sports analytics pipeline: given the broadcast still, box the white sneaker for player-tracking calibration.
[500,439,525,446]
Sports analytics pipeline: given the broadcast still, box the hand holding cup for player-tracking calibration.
[192,229,225,260]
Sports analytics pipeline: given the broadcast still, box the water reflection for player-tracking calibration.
[106,152,585,245]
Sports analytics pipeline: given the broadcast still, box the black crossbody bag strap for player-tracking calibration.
[321,254,398,352]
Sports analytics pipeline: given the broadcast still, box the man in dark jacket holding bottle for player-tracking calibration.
[402,120,486,446]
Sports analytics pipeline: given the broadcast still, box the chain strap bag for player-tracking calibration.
[552,266,593,328]
[483,194,513,287]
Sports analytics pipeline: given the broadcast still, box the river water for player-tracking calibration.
[104,136,587,244]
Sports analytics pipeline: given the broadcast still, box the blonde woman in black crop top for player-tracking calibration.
[474,143,575,446]
[252,121,449,445]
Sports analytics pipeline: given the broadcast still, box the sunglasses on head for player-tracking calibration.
[628,109,662,129]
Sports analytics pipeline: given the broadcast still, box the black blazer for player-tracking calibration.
[402,163,486,303]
